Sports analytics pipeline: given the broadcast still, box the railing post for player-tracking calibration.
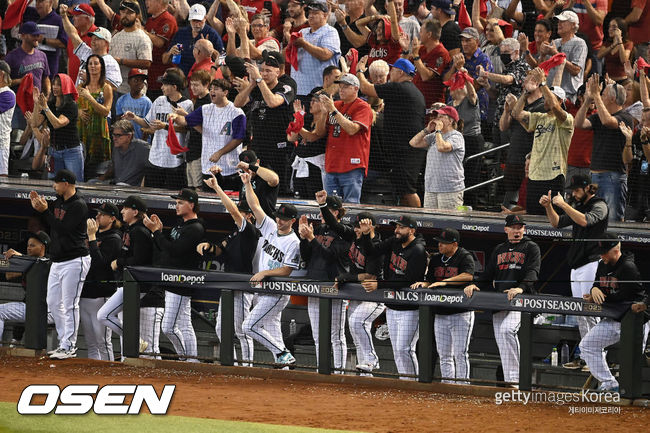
[418,305,434,383]
[219,289,235,366]
[24,260,50,350]
[122,269,141,358]
[318,297,332,374]
[518,312,533,391]
[619,310,644,399]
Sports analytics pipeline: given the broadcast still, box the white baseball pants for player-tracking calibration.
[571,261,601,338]
[161,291,197,361]
[0,302,54,345]
[308,297,348,372]
[493,310,521,384]
[140,307,164,359]
[216,290,254,366]
[242,294,290,358]
[435,311,475,384]
[348,301,385,368]
[386,308,419,380]
[79,297,113,361]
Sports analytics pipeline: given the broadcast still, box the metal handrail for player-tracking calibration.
[464,142,510,163]
[463,175,504,193]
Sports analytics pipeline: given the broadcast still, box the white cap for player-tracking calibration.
[188,4,207,20]
[555,10,579,24]
[89,27,112,44]
[550,86,566,101]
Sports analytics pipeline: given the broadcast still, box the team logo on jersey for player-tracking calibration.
[162,24,170,34]
[220,121,232,135]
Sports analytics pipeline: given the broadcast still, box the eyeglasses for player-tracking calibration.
[112,132,129,138]
[251,23,267,28]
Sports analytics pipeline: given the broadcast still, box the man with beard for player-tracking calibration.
[540,174,608,370]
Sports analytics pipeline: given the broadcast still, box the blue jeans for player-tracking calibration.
[324,168,364,204]
[50,145,85,183]
[591,171,627,222]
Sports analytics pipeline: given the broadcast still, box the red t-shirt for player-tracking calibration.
[413,43,450,107]
[567,102,594,167]
[572,0,608,50]
[67,24,97,83]
[629,0,650,45]
[367,35,402,66]
[238,0,282,34]
[145,11,178,90]
[604,40,634,79]
[325,98,373,174]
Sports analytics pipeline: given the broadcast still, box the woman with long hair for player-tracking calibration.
[78,54,113,178]
[598,17,632,83]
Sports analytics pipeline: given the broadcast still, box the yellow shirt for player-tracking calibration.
[527,111,574,181]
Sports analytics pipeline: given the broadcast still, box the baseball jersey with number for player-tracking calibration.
[146,95,194,168]
[256,215,300,272]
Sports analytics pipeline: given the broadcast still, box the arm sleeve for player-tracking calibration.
[116,229,153,268]
[154,223,204,259]
[608,262,644,303]
[584,201,608,226]
[518,242,541,293]
[0,91,15,113]
[300,238,313,264]
[184,106,204,128]
[476,249,498,291]
[232,114,247,140]
[282,238,301,269]
[320,205,355,241]
[73,42,92,63]
[458,251,476,276]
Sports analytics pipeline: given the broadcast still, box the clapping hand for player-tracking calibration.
[29,191,47,212]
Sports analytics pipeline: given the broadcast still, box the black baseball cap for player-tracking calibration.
[306,0,328,13]
[238,199,252,212]
[596,232,620,254]
[435,228,460,244]
[171,188,199,204]
[353,211,376,227]
[568,174,591,190]
[53,169,76,184]
[27,231,51,248]
[325,195,343,210]
[262,50,283,68]
[119,0,141,14]
[97,202,119,217]
[224,55,247,78]
[505,214,526,227]
[158,70,185,90]
[275,203,298,220]
[123,195,147,212]
[239,150,258,164]
[391,215,418,229]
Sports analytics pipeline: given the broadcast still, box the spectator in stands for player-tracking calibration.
[283,0,309,51]
[443,27,493,125]
[565,84,595,194]
[77,54,113,179]
[354,7,402,67]
[544,11,587,103]
[239,0,283,33]
[625,0,650,61]
[115,68,152,141]
[23,0,68,77]
[124,69,193,190]
[500,67,546,209]
[0,61,15,178]
[333,0,369,59]
[170,78,246,192]
[358,58,425,207]
[512,68,574,215]
[234,51,295,191]
[99,120,150,186]
[620,109,650,221]
[143,0,178,99]
[597,18,632,83]
[322,65,341,97]
[405,18,450,108]
[572,0,607,57]
[410,105,465,209]
[290,0,341,96]
[249,14,282,60]
[187,39,215,91]
[576,74,634,222]
[162,3,223,77]
[481,18,506,75]
[65,4,97,84]
[236,150,280,218]
[519,18,553,69]
[430,0,460,56]
[317,73,373,203]
[60,7,122,89]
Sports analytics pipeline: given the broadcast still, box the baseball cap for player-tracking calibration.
[188,3,207,20]
[53,169,76,184]
[97,202,119,217]
[128,68,148,79]
[0,61,10,76]
[555,10,579,24]
[27,231,51,248]
[435,228,460,244]
[69,3,95,16]
[308,86,325,98]
[568,174,591,190]
[335,73,360,88]
[549,86,566,101]
[431,0,455,15]
[158,70,185,89]
[224,55,247,78]
[19,22,44,36]
[390,58,416,76]
[89,27,112,44]
[237,200,252,212]
[122,195,147,212]
[262,50,283,68]
[434,105,459,122]
[119,0,141,14]
[325,195,343,210]
[275,204,298,220]
[505,214,526,227]
[306,0,328,13]
[353,211,376,227]
[391,215,418,229]
[596,232,620,254]
[239,149,258,164]
[460,27,480,40]
[171,188,199,204]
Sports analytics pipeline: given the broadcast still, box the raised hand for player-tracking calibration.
[619,121,633,140]
[538,189,552,208]
[203,172,220,191]
[551,191,566,207]
[86,218,99,237]
[315,190,327,205]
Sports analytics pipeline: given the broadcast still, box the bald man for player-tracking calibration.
[188,39,215,82]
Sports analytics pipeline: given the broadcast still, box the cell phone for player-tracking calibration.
[263,1,272,11]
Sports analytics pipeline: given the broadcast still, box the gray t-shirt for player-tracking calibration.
[424,129,465,193]
[546,36,587,103]
[453,98,481,137]
[112,139,150,186]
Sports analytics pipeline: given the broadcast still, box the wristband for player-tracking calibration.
[330,110,339,116]
[248,163,259,172]
[341,24,348,30]
[434,129,442,134]
[401,50,410,55]
[413,56,421,61]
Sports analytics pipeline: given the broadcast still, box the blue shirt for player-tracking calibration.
[116,93,152,140]
[291,25,340,95]
[463,48,493,121]
[170,25,224,76]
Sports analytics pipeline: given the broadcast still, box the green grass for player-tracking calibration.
[0,402,363,433]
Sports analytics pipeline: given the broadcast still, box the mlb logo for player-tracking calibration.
[384,291,395,300]
[512,298,523,307]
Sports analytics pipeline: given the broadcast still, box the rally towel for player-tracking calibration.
[539,53,567,74]
[16,73,34,114]
[166,118,188,155]
[285,32,302,70]
[286,110,305,135]
[443,70,474,91]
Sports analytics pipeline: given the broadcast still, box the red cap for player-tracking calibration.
[69,3,95,17]
[128,68,148,78]
[434,106,459,122]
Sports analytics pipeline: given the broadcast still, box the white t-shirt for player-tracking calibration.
[110,28,153,94]
[255,215,300,272]
[146,95,194,168]
[73,42,123,89]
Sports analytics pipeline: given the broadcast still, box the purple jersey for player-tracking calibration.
[4,46,51,91]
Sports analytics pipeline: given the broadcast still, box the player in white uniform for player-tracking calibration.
[240,171,301,367]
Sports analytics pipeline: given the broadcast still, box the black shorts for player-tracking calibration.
[526,174,565,216]
[390,147,426,195]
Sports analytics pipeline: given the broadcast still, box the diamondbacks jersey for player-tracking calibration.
[478,236,540,293]
[426,247,475,315]
[594,252,645,315]
[256,215,300,272]
[146,95,194,168]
